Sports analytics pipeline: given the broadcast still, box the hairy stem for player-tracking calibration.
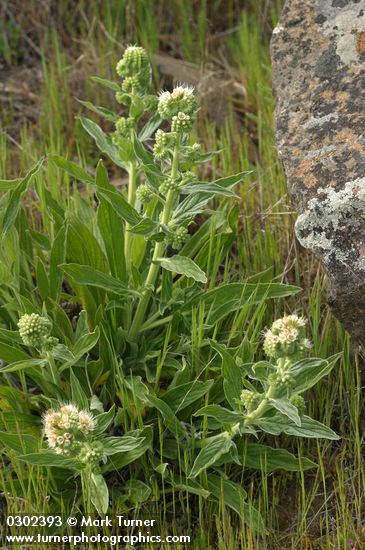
[128,135,180,341]
[124,159,136,267]
[243,384,276,426]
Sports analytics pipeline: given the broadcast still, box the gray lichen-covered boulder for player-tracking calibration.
[271,0,365,341]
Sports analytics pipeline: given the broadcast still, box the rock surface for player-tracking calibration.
[271,0,365,342]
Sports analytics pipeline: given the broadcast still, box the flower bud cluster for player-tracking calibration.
[77,441,105,466]
[171,112,193,133]
[116,46,151,93]
[268,367,295,389]
[43,404,95,456]
[263,314,311,360]
[165,223,188,250]
[136,183,154,204]
[159,176,180,195]
[180,171,198,187]
[291,394,305,415]
[153,129,175,161]
[114,116,135,138]
[158,85,197,122]
[240,389,262,412]
[18,313,56,349]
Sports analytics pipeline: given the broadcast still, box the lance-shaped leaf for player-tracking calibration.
[189,433,233,478]
[79,116,127,168]
[60,264,141,297]
[2,158,44,235]
[156,256,207,283]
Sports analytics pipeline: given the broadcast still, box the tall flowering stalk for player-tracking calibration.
[128,85,198,341]
[114,46,152,268]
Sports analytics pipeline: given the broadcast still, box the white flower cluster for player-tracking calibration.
[263,314,311,359]
[43,404,95,456]
[157,85,197,121]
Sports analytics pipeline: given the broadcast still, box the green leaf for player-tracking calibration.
[97,202,126,280]
[259,414,339,440]
[194,405,243,425]
[239,442,317,472]
[0,342,31,363]
[139,113,162,141]
[133,136,163,177]
[49,155,94,184]
[129,217,159,236]
[212,171,252,188]
[70,369,89,410]
[290,354,341,394]
[18,452,76,470]
[103,426,152,472]
[60,264,140,297]
[162,380,214,413]
[0,432,39,454]
[209,340,242,410]
[124,479,152,504]
[269,398,301,426]
[96,187,141,226]
[167,477,210,499]
[2,159,44,235]
[77,99,119,123]
[93,406,115,436]
[130,96,144,118]
[208,473,266,533]
[103,435,145,455]
[189,434,233,478]
[1,359,46,373]
[146,394,187,439]
[174,171,249,220]
[79,116,126,168]
[184,282,301,324]
[0,412,41,433]
[57,328,99,371]
[91,76,121,92]
[0,178,21,191]
[50,223,68,302]
[156,256,207,283]
[90,473,109,515]
[182,182,239,198]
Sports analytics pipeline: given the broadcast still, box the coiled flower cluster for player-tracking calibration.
[158,85,197,123]
[263,314,311,360]
[166,223,188,250]
[268,367,294,388]
[77,441,105,466]
[136,183,154,203]
[171,112,193,133]
[43,404,95,456]
[116,46,151,93]
[18,313,57,350]
[159,176,180,195]
[153,129,176,160]
[240,389,262,412]
[114,116,135,139]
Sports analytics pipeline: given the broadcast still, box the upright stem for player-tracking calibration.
[128,135,180,341]
[243,384,276,426]
[124,159,136,267]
